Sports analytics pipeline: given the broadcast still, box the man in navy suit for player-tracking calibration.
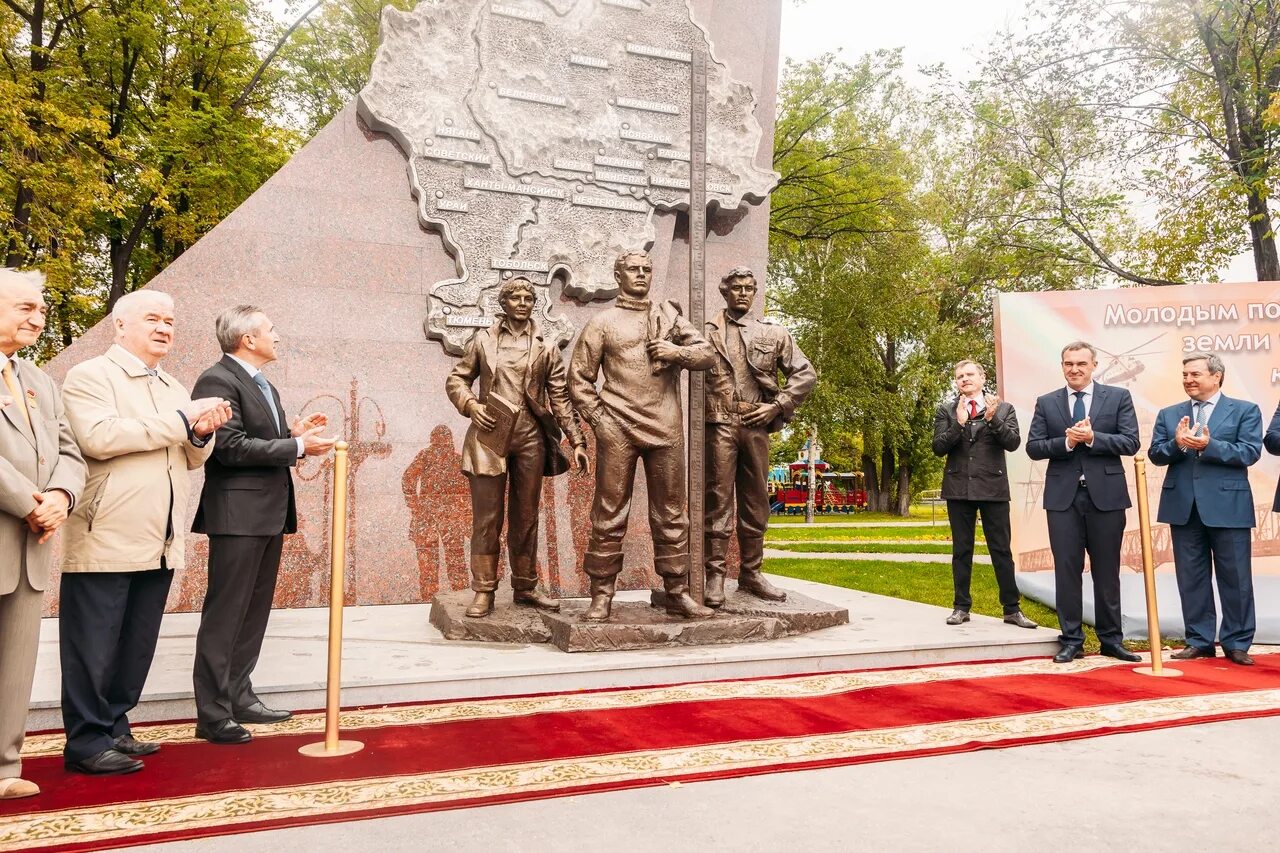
[1150,351,1261,666]
[1027,341,1141,663]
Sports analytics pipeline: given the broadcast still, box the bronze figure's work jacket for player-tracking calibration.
[446,321,585,477]
[569,297,715,448]
[704,311,816,431]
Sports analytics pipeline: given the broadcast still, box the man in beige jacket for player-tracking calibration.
[0,268,85,800]
[59,290,230,775]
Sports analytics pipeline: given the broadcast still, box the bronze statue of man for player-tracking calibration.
[704,266,816,606]
[446,277,589,617]
[569,250,716,621]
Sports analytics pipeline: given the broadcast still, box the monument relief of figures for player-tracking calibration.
[703,266,816,606]
[403,425,473,600]
[446,277,590,618]
[568,250,716,621]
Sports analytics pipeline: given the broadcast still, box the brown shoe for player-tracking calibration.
[1171,645,1216,660]
[663,576,715,619]
[1225,649,1255,666]
[582,576,615,622]
[513,587,561,611]
[736,570,787,602]
[0,777,38,799]
[704,572,726,608]
[465,591,494,618]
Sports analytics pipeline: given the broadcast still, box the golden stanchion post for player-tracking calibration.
[300,441,366,756]
[1131,453,1182,678]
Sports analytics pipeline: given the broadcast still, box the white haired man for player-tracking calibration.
[0,268,85,798]
[59,290,231,775]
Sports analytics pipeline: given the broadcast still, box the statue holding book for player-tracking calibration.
[444,277,589,618]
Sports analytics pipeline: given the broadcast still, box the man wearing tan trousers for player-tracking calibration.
[0,268,85,800]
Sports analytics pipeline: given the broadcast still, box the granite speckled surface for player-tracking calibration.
[39,0,782,614]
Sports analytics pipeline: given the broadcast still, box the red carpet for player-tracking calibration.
[4,653,1280,851]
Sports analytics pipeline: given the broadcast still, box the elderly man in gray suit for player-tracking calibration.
[0,268,85,800]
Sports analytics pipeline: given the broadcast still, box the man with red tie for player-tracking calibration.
[932,359,1037,629]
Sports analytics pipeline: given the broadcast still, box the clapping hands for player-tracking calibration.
[1065,416,1094,449]
[1175,415,1210,451]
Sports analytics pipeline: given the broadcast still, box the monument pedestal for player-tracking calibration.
[429,580,850,652]
[650,583,850,635]
[428,589,554,643]
[541,601,786,652]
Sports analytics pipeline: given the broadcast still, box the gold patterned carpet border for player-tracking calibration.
[6,687,1279,852]
[20,655,1126,759]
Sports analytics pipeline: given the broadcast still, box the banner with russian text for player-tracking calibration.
[995,283,1280,579]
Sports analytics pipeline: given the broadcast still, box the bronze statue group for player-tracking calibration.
[447,250,816,622]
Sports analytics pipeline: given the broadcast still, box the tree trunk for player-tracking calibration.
[877,445,895,513]
[1246,190,1280,281]
[895,459,911,517]
[862,452,881,512]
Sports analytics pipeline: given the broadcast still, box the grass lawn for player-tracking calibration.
[766,525,964,543]
[769,504,949,524]
[767,542,990,556]
[765,556,1106,652]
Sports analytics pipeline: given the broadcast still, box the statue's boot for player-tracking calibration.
[510,555,560,611]
[583,575,615,622]
[736,536,786,602]
[465,553,499,618]
[704,537,728,608]
[664,574,715,619]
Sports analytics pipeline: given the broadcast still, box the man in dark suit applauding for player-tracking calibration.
[191,305,334,744]
[932,359,1036,628]
[1151,352,1261,666]
[1027,341,1140,663]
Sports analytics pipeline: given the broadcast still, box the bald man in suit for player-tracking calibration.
[0,268,85,799]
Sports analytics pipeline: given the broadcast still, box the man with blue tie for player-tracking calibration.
[1149,351,1261,666]
[1027,341,1141,663]
[190,306,335,743]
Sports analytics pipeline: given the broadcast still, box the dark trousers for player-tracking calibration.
[1047,485,1126,647]
[468,416,545,589]
[1170,503,1255,652]
[193,534,283,724]
[59,568,173,762]
[946,500,1020,614]
[704,422,771,576]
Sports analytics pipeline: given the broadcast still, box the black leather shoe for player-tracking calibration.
[1053,645,1084,663]
[1225,649,1255,666]
[65,748,143,775]
[1171,645,1216,660]
[1100,643,1142,662]
[113,734,160,756]
[195,719,253,744]
[1003,611,1038,629]
[233,702,292,724]
[945,609,970,625]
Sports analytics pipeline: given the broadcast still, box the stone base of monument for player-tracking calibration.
[429,581,848,652]
[428,589,553,644]
[649,583,850,635]
[540,601,788,652]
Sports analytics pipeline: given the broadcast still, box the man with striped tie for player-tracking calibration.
[190,306,334,744]
[1027,341,1140,663]
[1149,351,1262,666]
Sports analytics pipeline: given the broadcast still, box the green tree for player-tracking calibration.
[967,0,1280,284]
[275,0,412,136]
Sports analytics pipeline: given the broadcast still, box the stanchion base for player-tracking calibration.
[298,740,365,757]
[1133,665,1183,678]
